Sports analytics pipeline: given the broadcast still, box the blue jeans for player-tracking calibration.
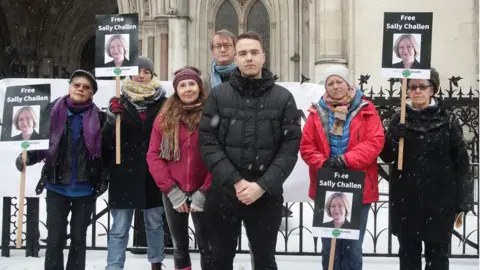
[321,203,370,270]
[106,207,165,270]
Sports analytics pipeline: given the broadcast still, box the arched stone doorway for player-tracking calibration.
[80,36,96,74]
[0,6,11,78]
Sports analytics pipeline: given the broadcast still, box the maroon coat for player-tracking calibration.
[147,116,211,194]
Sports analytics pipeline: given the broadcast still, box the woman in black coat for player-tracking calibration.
[103,56,167,270]
[380,68,473,270]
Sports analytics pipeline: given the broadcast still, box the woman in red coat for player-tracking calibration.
[300,66,384,269]
[147,67,211,270]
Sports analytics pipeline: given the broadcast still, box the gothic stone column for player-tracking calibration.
[313,0,348,84]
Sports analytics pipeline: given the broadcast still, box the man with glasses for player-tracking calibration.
[202,29,238,93]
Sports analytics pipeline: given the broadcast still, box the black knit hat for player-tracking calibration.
[69,69,98,94]
[429,67,440,94]
[138,56,156,76]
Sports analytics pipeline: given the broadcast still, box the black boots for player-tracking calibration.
[151,262,164,270]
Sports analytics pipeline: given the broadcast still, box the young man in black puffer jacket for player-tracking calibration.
[199,31,302,270]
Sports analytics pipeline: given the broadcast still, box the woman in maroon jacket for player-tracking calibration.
[147,66,211,270]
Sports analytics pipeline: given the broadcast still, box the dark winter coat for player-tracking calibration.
[103,96,166,209]
[380,100,473,243]
[199,67,302,201]
[31,99,109,195]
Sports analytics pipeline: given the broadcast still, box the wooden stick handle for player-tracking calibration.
[397,77,407,170]
[115,76,121,164]
[328,238,337,270]
[16,150,27,248]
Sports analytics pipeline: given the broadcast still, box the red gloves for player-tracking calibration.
[109,98,124,114]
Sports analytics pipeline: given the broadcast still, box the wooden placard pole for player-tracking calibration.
[328,238,337,270]
[397,75,408,170]
[115,76,121,164]
[16,150,27,248]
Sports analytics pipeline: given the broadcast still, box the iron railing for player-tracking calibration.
[1,75,478,258]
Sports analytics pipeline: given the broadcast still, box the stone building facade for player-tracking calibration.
[0,0,478,90]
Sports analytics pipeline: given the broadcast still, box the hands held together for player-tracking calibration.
[167,186,206,213]
[234,179,265,205]
[322,155,347,170]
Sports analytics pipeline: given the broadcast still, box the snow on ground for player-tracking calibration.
[0,250,478,270]
[1,191,479,269]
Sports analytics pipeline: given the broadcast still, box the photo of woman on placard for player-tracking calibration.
[322,192,354,229]
[104,34,131,67]
[392,34,421,69]
[11,105,41,140]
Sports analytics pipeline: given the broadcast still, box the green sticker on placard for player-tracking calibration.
[21,141,30,150]
[332,228,341,238]
[402,69,411,78]
[114,67,121,76]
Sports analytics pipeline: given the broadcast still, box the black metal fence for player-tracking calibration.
[1,75,479,259]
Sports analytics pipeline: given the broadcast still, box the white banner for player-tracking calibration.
[0,78,324,202]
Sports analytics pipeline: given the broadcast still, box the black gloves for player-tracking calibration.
[392,123,406,140]
[322,156,347,169]
[15,152,38,172]
[456,203,473,216]
[95,182,109,198]
[94,170,110,198]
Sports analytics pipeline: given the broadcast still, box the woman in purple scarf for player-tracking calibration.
[15,70,109,270]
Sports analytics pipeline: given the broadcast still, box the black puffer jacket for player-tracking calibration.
[380,100,473,243]
[199,68,302,200]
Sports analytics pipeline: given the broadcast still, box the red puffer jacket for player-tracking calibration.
[147,116,211,194]
[300,97,384,204]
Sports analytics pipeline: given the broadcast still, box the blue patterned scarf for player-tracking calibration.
[210,60,237,87]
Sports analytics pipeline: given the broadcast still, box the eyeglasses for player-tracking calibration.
[212,43,233,50]
[408,84,431,91]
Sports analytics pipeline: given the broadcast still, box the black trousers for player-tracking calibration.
[45,189,94,270]
[397,234,450,270]
[205,190,283,270]
[163,194,211,269]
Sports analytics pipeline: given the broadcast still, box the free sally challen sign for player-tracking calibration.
[381,12,433,79]
[95,13,139,77]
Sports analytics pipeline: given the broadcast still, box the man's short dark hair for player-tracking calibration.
[236,31,264,50]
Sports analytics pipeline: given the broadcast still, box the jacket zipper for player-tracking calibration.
[240,96,246,174]
[187,131,192,192]
[253,97,259,173]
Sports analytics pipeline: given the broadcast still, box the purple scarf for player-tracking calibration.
[45,95,102,166]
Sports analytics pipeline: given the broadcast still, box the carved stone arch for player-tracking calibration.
[46,0,79,46]
[70,24,96,67]
[241,0,274,68]
[242,0,273,27]
[60,1,113,68]
[209,0,242,31]
[211,0,242,34]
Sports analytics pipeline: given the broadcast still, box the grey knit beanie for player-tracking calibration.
[138,56,155,76]
[322,65,354,88]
